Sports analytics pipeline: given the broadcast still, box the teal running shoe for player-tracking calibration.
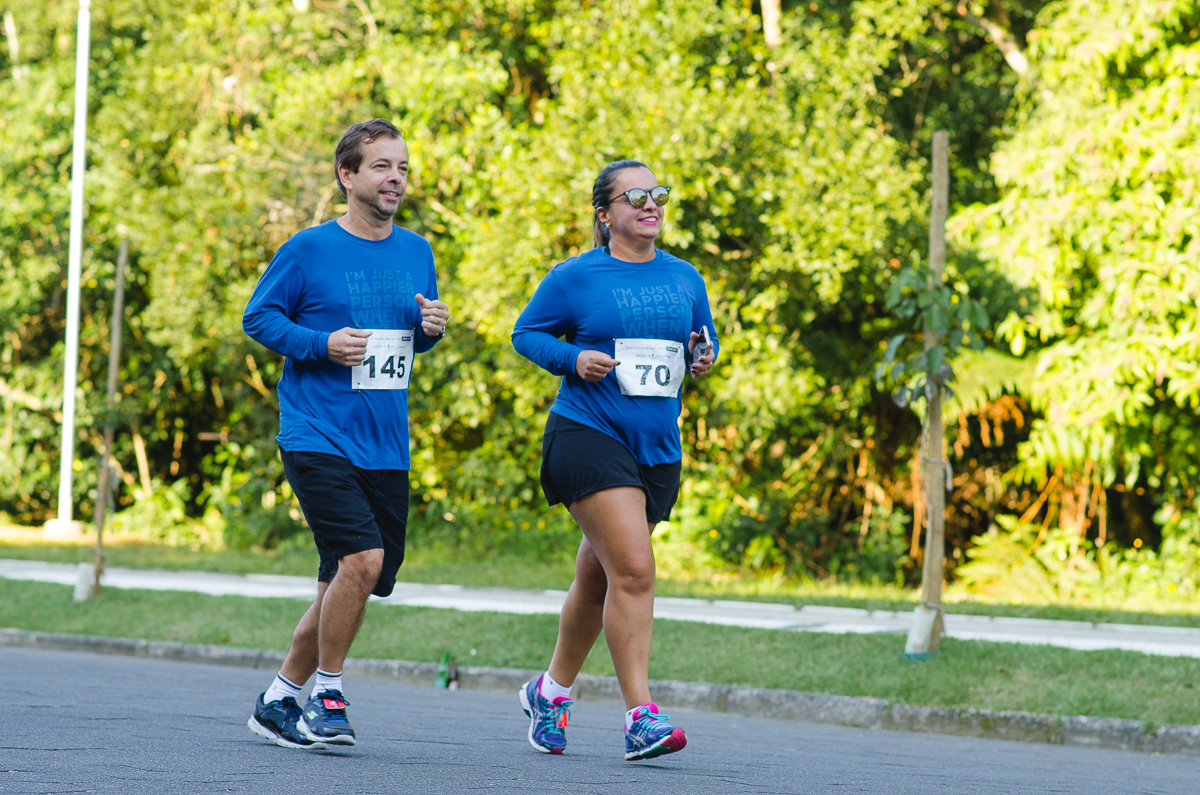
[519,675,572,754]
[624,702,687,761]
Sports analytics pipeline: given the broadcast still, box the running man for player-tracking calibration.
[511,160,718,760]
[241,118,449,749]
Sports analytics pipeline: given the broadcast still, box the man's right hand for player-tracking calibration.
[575,350,619,382]
[327,327,372,366]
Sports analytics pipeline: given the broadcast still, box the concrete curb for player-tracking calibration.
[3,627,1196,755]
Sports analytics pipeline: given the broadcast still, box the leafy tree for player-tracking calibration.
[7,0,1165,590]
[954,0,1200,576]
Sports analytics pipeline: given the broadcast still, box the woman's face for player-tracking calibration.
[598,166,663,245]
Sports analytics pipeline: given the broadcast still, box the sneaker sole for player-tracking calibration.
[247,715,327,750]
[625,727,687,761]
[297,715,356,746]
[518,683,563,755]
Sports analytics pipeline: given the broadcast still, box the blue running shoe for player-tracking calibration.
[247,694,326,750]
[298,690,356,746]
[624,702,687,761]
[518,675,571,754]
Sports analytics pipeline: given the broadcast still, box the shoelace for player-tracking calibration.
[278,697,303,723]
[541,699,571,735]
[630,708,670,734]
[315,692,350,723]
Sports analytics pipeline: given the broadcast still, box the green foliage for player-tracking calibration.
[6,0,1189,589]
[940,0,1200,599]
[878,262,991,408]
[957,509,1200,608]
[954,0,1200,488]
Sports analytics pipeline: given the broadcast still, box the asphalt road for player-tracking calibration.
[3,647,1197,794]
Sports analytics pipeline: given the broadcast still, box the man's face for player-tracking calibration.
[340,137,410,221]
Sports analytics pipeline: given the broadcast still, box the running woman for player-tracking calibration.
[242,119,449,749]
[511,160,717,760]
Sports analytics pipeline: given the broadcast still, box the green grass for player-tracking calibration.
[4,578,1200,727]
[0,538,577,589]
[6,537,1200,628]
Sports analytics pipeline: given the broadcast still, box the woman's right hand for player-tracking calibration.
[575,349,620,382]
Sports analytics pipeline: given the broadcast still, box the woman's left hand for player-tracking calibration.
[688,331,715,378]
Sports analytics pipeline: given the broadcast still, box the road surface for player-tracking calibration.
[4,647,1196,794]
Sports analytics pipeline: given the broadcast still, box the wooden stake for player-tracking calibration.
[906,131,949,655]
[91,239,127,597]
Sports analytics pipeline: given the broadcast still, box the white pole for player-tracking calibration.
[54,0,92,529]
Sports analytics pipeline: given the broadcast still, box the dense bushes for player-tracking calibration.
[4,1,1197,595]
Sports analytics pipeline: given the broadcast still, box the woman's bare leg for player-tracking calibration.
[547,536,607,686]
[549,487,657,709]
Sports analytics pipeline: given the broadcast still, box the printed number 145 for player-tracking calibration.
[362,354,407,380]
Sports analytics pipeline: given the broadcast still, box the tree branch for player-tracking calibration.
[0,379,61,421]
[762,0,782,50]
[956,5,1030,77]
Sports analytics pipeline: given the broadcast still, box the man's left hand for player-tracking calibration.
[416,293,449,338]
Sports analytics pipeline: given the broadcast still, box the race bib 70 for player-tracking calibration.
[351,330,414,390]
[612,338,686,397]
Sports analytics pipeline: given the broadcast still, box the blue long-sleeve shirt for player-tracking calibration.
[512,246,717,465]
[243,220,441,470]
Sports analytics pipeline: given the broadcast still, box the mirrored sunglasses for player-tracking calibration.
[611,185,671,209]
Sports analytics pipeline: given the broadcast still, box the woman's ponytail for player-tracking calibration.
[592,209,611,248]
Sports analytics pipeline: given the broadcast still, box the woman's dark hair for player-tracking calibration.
[334,118,404,198]
[591,159,648,248]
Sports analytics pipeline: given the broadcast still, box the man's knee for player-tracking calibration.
[337,548,384,586]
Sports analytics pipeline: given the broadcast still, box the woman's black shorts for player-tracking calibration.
[280,449,408,597]
[540,413,681,524]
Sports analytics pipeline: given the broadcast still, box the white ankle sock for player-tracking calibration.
[539,671,573,702]
[315,669,343,697]
[263,673,302,705]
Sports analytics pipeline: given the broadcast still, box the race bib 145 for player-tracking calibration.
[612,338,686,397]
[351,330,414,390]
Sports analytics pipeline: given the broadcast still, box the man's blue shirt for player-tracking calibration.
[512,246,718,466]
[243,220,441,470]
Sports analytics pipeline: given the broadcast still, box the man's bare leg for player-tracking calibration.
[279,581,329,688]
[317,548,384,674]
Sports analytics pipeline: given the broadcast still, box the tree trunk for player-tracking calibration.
[762,0,781,49]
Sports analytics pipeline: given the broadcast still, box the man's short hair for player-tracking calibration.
[334,119,404,198]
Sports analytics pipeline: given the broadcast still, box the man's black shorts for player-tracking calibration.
[280,450,408,597]
[540,413,681,524]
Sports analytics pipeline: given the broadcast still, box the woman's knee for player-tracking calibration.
[575,569,608,605]
[608,557,656,595]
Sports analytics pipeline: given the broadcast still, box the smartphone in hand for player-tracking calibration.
[691,326,712,378]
